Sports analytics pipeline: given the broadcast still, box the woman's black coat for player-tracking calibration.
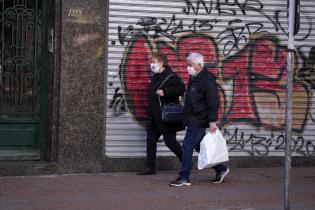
[146,66,185,133]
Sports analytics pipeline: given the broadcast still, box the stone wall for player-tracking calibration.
[57,0,106,173]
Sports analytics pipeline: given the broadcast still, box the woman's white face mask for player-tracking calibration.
[187,66,196,76]
[150,63,160,73]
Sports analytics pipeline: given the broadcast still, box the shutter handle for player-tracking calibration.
[48,28,54,53]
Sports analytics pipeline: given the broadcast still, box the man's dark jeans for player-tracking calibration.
[179,126,227,180]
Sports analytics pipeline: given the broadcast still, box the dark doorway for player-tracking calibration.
[0,0,49,160]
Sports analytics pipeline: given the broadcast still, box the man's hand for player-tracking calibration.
[209,122,217,134]
[156,90,164,96]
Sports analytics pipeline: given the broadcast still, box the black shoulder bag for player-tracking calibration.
[158,74,183,124]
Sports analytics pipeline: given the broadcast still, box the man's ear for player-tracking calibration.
[198,64,203,70]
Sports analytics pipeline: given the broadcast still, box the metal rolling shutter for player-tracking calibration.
[105,0,315,158]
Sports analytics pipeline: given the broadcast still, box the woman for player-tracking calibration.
[138,52,185,175]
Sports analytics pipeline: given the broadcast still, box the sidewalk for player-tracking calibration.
[0,167,314,210]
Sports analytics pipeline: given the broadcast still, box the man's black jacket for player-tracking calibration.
[147,66,185,133]
[183,68,219,128]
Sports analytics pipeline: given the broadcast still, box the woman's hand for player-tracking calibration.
[156,90,164,96]
[209,122,217,134]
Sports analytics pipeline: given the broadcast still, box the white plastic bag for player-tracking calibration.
[197,129,229,170]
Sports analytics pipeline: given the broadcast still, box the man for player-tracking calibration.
[170,53,229,187]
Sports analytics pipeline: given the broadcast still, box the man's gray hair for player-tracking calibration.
[187,53,204,68]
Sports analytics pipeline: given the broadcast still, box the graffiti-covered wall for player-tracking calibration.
[105,0,315,158]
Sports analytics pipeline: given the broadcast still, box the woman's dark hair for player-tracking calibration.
[152,52,168,67]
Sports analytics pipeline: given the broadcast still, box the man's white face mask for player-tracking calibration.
[150,63,160,73]
[187,66,196,76]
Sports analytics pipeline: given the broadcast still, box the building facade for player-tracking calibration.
[0,0,314,176]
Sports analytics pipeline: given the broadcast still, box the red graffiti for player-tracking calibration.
[120,35,151,121]
[120,33,309,131]
[222,48,257,122]
[223,36,308,131]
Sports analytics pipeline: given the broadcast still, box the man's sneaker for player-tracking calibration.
[137,167,156,175]
[169,177,191,187]
[212,168,230,184]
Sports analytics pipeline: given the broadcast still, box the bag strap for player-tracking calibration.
[158,74,174,90]
[157,74,174,106]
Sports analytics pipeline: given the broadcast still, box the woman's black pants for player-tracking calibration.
[146,127,182,169]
